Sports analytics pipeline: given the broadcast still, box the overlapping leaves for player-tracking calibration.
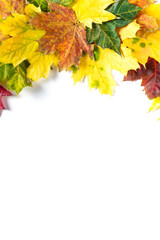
[0,0,160,115]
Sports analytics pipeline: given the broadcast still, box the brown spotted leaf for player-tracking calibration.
[124,58,160,99]
[31,3,93,70]
[0,0,25,19]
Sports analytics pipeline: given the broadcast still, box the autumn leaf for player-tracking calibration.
[31,3,93,70]
[0,86,12,110]
[129,0,154,8]
[7,61,32,95]
[119,20,140,41]
[123,30,160,65]
[72,0,115,28]
[0,0,25,19]
[136,13,159,37]
[27,52,58,81]
[108,0,141,27]
[72,46,139,95]
[0,14,30,37]
[124,58,160,99]
[0,29,45,66]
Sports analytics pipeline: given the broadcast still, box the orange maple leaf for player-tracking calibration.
[129,0,154,8]
[0,0,25,19]
[31,3,93,70]
[137,13,159,36]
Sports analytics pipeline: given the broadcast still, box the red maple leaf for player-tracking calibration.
[124,58,160,99]
[0,86,12,110]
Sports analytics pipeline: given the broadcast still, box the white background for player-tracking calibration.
[0,69,160,239]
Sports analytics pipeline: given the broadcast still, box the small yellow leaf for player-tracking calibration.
[72,0,115,28]
[25,4,41,16]
[27,52,58,81]
[119,20,140,41]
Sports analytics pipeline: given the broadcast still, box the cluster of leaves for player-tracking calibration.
[0,0,160,114]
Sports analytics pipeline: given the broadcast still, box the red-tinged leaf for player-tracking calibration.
[31,3,93,70]
[0,86,12,109]
[124,58,160,99]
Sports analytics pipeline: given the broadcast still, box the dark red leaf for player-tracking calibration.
[0,86,12,110]
[124,58,160,99]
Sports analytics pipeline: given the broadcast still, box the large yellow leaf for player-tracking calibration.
[27,52,58,81]
[72,0,115,28]
[124,30,160,65]
[0,29,45,66]
[72,46,139,95]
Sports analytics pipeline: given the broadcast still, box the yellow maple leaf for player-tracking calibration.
[0,29,45,66]
[72,0,115,28]
[72,46,139,95]
[0,14,30,37]
[25,4,41,16]
[119,20,140,41]
[123,30,160,65]
[27,52,58,81]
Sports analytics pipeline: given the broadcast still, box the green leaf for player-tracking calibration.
[7,61,32,95]
[108,0,141,27]
[87,0,141,54]
[0,63,14,82]
[86,22,121,54]
[48,0,75,7]
[27,0,49,11]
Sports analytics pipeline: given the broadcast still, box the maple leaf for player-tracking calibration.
[108,0,141,27]
[27,52,58,81]
[72,0,115,28]
[86,0,141,54]
[0,0,25,19]
[31,3,93,70]
[0,86,12,110]
[0,29,45,66]
[128,0,154,8]
[7,61,32,95]
[0,62,32,94]
[136,13,159,37]
[0,14,31,37]
[119,20,140,41]
[123,30,160,65]
[124,58,160,99]
[72,46,139,95]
